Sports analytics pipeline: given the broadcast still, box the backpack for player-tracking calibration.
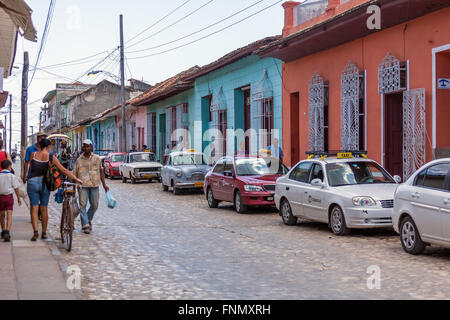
[44,161,62,192]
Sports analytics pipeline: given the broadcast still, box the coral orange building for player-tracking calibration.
[258,0,450,179]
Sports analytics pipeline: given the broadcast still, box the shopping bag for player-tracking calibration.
[105,190,117,209]
[71,192,81,218]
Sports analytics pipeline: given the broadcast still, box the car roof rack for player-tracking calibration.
[306,150,368,160]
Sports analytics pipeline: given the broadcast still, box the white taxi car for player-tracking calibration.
[275,152,400,235]
[392,159,450,255]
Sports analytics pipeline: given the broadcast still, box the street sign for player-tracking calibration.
[438,78,450,89]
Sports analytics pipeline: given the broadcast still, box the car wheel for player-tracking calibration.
[162,183,169,192]
[121,175,126,183]
[330,205,350,236]
[234,191,247,214]
[280,199,297,226]
[207,187,219,208]
[400,216,425,255]
[130,174,136,184]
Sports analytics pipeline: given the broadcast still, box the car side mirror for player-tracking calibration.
[311,178,325,188]
[393,175,402,183]
[224,170,234,177]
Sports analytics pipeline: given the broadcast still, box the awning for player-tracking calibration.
[0,0,37,78]
[0,91,8,108]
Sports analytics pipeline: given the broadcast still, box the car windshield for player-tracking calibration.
[235,158,273,176]
[172,154,206,165]
[262,157,287,175]
[326,161,395,187]
[111,155,126,162]
[130,153,156,163]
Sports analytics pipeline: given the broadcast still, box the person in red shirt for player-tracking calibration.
[0,140,12,172]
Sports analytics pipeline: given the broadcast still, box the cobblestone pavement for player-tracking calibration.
[46,179,450,300]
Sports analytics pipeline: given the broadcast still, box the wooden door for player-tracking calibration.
[384,92,404,177]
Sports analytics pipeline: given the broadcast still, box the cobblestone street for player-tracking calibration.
[46,179,450,300]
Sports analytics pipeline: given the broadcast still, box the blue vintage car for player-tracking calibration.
[161,151,212,195]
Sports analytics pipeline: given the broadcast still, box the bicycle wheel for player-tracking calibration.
[60,200,67,244]
[63,203,74,252]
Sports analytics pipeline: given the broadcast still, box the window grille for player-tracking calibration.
[403,88,426,180]
[210,86,227,157]
[309,73,326,152]
[341,62,361,151]
[252,70,274,149]
[378,53,407,94]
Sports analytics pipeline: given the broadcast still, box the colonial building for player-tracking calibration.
[130,36,283,163]
[258,0,450,179]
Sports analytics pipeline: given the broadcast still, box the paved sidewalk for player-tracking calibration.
[0,198,77,300]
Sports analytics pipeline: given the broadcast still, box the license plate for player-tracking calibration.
[194,182,204,187]
[267,197,274,201]
[145,175,153,179]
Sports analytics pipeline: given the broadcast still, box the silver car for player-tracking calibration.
[393,159,450,255]
[161,151,211,195]
[275,155,400,235]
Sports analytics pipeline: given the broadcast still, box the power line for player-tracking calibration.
[29,0,56,87]
[126,0,216,49]
[128,0,283,60]
[125,0,194,45]
[126,0,267,54]
[73,47,120,82]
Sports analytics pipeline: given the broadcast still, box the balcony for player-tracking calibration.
[43,117,56,130]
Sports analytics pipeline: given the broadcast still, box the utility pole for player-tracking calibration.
[120,14,127,153]
[21,52,29,172]
[9,94,11,154]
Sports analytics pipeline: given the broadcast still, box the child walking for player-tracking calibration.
[0,159,22,242]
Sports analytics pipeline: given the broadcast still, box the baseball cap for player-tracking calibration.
[36,132,47,137]
[83,139,93,146]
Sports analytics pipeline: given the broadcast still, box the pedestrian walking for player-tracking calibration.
[130,145,138,153]
[27,139,82,241]
[0,160,22,242]
[0,140,12,172]
[73,139,109,234]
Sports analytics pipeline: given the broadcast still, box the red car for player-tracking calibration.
[104,153,127,179]
[204,156,288,213]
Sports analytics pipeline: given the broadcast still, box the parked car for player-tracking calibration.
[104,152,127,179]
[393,159,450,255]
[204,156,289,213]
[161,151,211,194]
[119,152,162,184]
[275,152,400,235]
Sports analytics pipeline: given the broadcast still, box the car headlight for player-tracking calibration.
[244,185,264,192]
[176,172,183,178]
[352,196,377,207]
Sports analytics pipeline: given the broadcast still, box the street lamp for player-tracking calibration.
[87,70,120,84]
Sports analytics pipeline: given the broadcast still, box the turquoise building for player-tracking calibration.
[130,36,283,162]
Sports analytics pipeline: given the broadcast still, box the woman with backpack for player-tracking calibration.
[27,139,82,241]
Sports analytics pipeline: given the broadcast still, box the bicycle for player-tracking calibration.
[60,182,80,252]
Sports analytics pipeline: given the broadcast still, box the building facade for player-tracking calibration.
[258,0,450,180]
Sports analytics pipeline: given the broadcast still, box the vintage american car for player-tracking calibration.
[104,152,127,179]
[119,152,162,184]
[275,152,401,236]
[161,151,211,194]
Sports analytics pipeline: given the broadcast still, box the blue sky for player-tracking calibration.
[5,0,285,148]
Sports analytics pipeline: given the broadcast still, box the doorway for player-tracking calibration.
[243,88,251,151]
[159,113,166,163]
[384,92,404,177]
[290,92,300,165]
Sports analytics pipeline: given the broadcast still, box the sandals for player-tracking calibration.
[41,232,48,240]
[31,231,39,242]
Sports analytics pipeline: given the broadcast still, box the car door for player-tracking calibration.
[411,163,450,242]
[440,164,450,243]
[303,163,328,222]
[286,162,313,218]
[221,158,235,202]
[210,159,225,200]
